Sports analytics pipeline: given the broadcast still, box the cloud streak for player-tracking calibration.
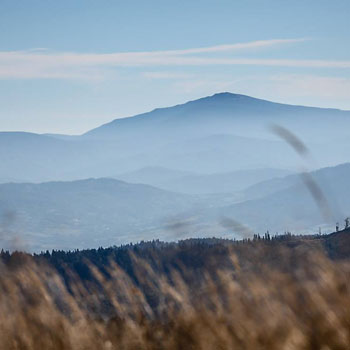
[1,38,350,80]
[142,72,192,79]
[157,38,306,55]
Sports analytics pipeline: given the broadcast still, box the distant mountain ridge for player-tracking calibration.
[116,166,293,194]
[214,163,350,234]
[0,177,199,251]
[0,92,349,184]
[0,162,349,251]
[83,92,350,141]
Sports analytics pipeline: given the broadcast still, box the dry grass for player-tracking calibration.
[1,248,350,350]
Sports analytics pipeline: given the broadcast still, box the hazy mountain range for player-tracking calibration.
[216,162,350,234]
[0,178,198,251]
[0,162,349,251]
[1,93,350,183]
[116,166,293,194]
[0,93,349,250]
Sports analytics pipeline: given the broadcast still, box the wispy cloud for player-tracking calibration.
[268,74,350,99]
[155,38,306,55]
[142,72,193,79]
[1,38,350,80]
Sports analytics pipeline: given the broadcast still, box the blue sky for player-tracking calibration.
[1,0,350,134]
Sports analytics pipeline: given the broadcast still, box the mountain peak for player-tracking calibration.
[211,92,246,98]
[185,92,267,107]
[199,92,255,101]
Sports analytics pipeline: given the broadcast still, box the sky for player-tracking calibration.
[1,0,350,134]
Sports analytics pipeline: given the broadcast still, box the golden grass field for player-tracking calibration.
[1,241,350,350]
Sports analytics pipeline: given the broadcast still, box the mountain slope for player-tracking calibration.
[0,178,199,251]
[117,167,293,194]
[217,163,350,233]
[1,163,349,251]
[116,167,196,186]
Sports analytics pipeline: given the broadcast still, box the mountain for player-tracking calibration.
[0,132,106,182]
[81,93,350,174]
[84,93,350,142]
[1,93,349,184]
[244,163,350,200]
[0,163,349,251]
[215,163,350,234]
[0,178,201,251]
[0,132,77,182]
[117,166,293,194]
[116,166,195,187]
